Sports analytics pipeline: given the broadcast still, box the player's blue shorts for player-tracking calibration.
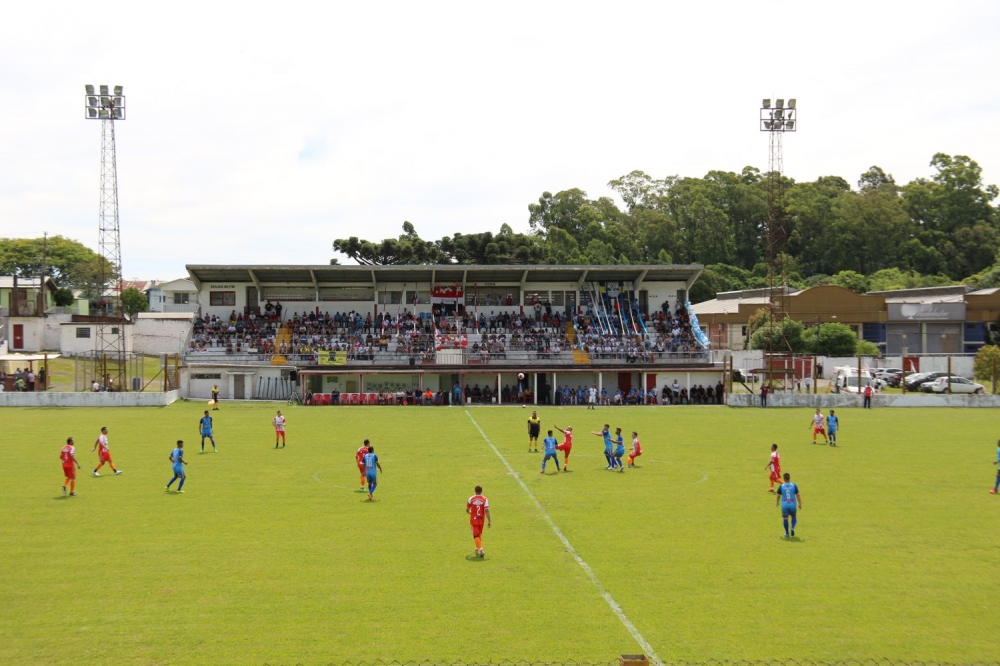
[173,463,186,477]
[604,446,613,455]
[828,428,837,436]
[201,430,213,437]
[615,446,625,457]
[781,502,797,517]
[366,473,377,483]
[543,452,559,463]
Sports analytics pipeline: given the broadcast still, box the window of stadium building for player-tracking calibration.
[209,291,236,306]
[319,287,375,302]
[409,291,430,305]
[523,290,549,305]
[262,288,314,302]
[173,293,189,304]
[465,287,519,307]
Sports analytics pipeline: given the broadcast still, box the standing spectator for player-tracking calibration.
[26,369,36,391]
[862,383,873,409]
[715,380,724,404]
[275,301,283,321]
[760,384,769,408]
[211,384,221,409]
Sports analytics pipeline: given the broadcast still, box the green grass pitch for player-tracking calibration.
[2,402,999,665]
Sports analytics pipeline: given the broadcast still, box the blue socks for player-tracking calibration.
[995,475,999,492]
[792,516,797,530]
[368,480,377,495]
[178,477,185,491]
[783,518,789,535]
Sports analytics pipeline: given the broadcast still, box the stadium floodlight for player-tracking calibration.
[85,84,125,120]
[761,96,797,133]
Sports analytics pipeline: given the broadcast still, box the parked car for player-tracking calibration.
[874,367,902,380]
[905,371,956,391]
[884,371,904,388]
[924,376,985,394]
[918,374,963,392]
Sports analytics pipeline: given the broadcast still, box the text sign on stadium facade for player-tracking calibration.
[888,302,965,321]
[209,284,236,289]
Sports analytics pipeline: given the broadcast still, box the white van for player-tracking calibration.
[828,366,873,394]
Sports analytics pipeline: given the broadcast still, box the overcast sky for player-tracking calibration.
[2,1,998,280]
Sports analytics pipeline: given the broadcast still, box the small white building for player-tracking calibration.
[147,278,199,314]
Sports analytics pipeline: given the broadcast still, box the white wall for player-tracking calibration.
[8,317,45,351]
[59,323,134,356]
[728,392,1000,408]
[133,315,194,355]
[0,390,180,407]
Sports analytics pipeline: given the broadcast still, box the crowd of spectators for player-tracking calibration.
[551,380,725,405]
[187,298,706,364]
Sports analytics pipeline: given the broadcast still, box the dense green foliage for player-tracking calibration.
[332,154,997,301]
[120,287,149,317]
[747,309,872,356]
[0,235,117,300]
[972,344,1000,382]
[4,403,999,664]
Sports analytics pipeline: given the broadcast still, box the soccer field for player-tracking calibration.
[2,402,998,666]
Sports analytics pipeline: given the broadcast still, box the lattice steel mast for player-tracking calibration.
[759,97,797,388]
[85,84,127,391]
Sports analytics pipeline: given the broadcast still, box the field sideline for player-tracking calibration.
[2,403,998,666]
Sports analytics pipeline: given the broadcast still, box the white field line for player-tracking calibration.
[465,411,663,665]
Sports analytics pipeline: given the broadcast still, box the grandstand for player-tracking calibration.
[183,264,720,403]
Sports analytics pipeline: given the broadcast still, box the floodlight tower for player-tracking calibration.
[84,84,128,391]
[759,98,796,388]
[759,97,796,317]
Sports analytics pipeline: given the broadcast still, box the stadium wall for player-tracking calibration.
[727,393,1000,407]
[133,313,194,356]
[0,390,181,407]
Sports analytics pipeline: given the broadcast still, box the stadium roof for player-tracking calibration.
[186,264,703,287]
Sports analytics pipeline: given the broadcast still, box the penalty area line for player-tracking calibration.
[464,410,663,666]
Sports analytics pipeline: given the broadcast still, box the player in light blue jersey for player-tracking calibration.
[199,411,217,453]
[166,440,187,493]
[591,424,614,469]
[540,430,561,474]
[612,428,626,472]
[991,439,1000,494]
[826,410,839,446]
[776,472,801,538]
[364,445,383,501]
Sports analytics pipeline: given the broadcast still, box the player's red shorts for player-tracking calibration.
[357,462,365,473]
[813,427,825,435]
[769,470,780,483]
[556,443,572,454]
[99,450,112,463]
[62,464,76,480]
[471,521,485,538]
